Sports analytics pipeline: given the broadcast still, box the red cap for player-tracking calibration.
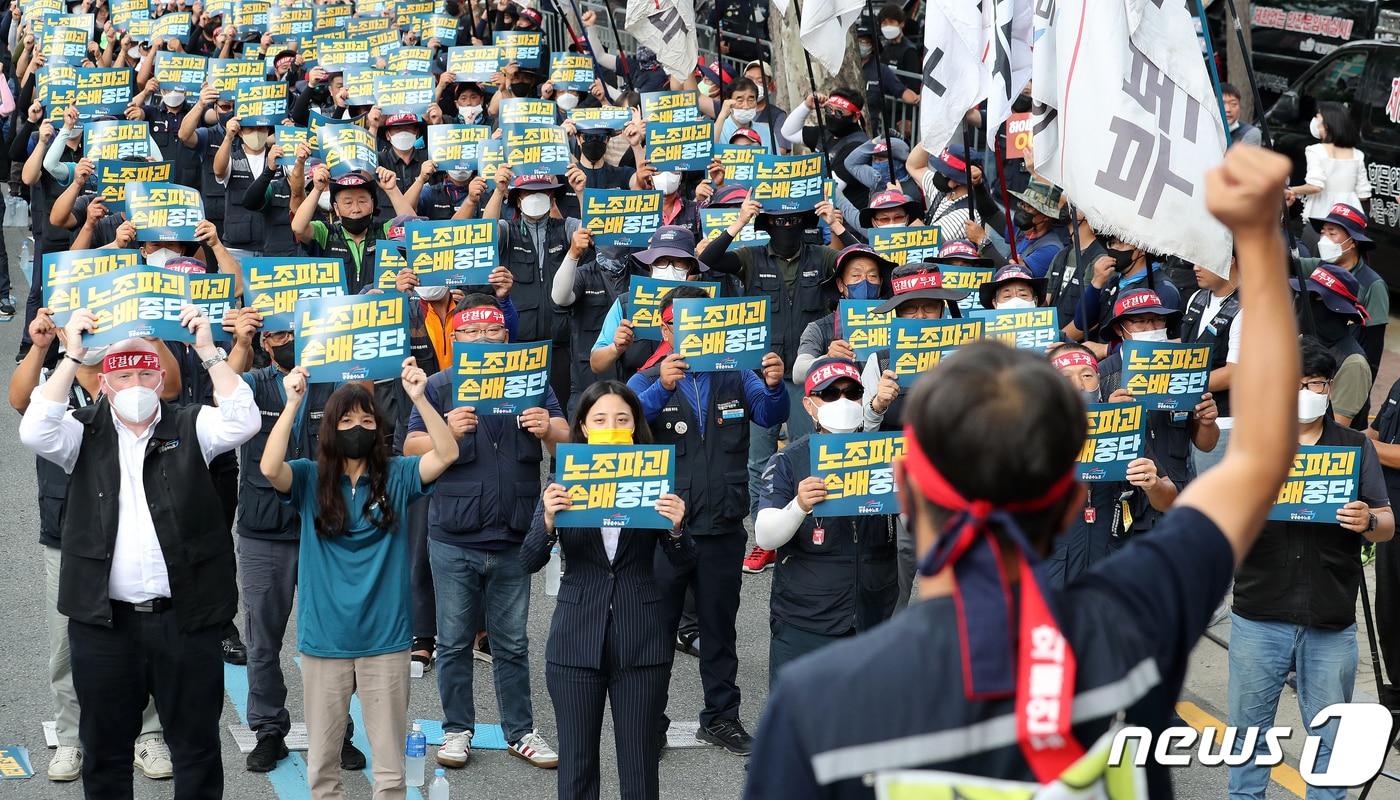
[450,306,506,330]
[730,127,761,143]
[102,351,162,373]
[385,112,420,128]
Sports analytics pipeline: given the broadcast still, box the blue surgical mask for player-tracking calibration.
[846,280,880,300]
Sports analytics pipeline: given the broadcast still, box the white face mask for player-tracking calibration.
[652,171,681,196]
[698,80,716,96]
[1316,237,1350,262]
[459,104,483,122]
[127,46,143,60]
[519,192,551,219]
[240,130,268,152]
[1310,117,1325,140]
[317,191,331,212]
[109,385,160,424]
[815,397,863,434]
[556,93,579,111]
[415,285,449,301]
[1129,327,1170,342]
[1298,388,1330,424]
[858,44,873,59]
[650,264,689,282]
[881,24,902,40]
[731,107,757,126]
[162,91,186,108]
[389,131,417,151]
[447,168,472,182]
[144,247,179,267]
[996,297,1036,310]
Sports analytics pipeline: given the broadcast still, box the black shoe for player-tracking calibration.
[246,736,288,773]
[0,301,15,318]
[340,739,366,771]
[675,631,701,658]
[222,633,247,665]
[697,718,753,756]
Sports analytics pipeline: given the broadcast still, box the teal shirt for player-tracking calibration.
[284,456,431,658]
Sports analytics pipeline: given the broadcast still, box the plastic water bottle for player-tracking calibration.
[429,768,450,800]
[545,543,561,596]
[405,724,427,787]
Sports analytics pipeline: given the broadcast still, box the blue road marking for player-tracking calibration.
[223,663,311,800]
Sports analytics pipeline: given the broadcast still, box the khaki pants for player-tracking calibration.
[302,650,410,800]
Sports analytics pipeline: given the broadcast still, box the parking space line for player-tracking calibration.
[224,663,311,800]
[1176,700,1306,798]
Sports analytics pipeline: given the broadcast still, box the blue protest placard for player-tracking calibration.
[751,153,824,213]
[714,143,764,184]
[810,432,906,516]
[699,207,769,251]
[940,265,994,314]
[340,67,383,106]
[1270,446,1361,523]
[209,57,266,100]
[188,273,237,339]
[37,65,77,122]
[318,124,379,178]
[0,746,33,779]
[153,51,208,93]
[374,73,435,117]
[971,307,1060,353]
[271,5,315,37]
[388,46,435,74]
[493,30,543,68]
[568,106,631,131]
[44,249,141,323]
[243,257,347,331]
[445,45,502,82]
[43,25,90,65]
[151,11,192,42]
[673,296,770,372]
[127,182,205,242]
[451,340,551,414]
[295,294,410,383]
[549,52,594,91]
[582,189,662,248]
[234,80,287,127]
[499,98,557,126]
[626,276,721,341]
[1121,341,1213,412]
[837,300,892,360]
[96,160,173,214]
[645,120,714,172]
[1075,403,1146,482]
[554,444,676,530]
[373,245,408,292]
[477,139,506,179]
[83,120,150,161]
[426,124,490,170]
[79,266,193,347]
[273,125,312,167]
[503,124,569,176]
[404,220,498,286]
[315,37,371,74]
[890,317,983,387]
[869,226,942,265]
[641,90,701,123]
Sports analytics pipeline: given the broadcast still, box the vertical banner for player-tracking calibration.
[79,266,193,347]
[645,120,714,172]
[972,307,1060,352]
[641,91,701,123]
[1120,341,1213,411]
[153,52,209,93]
[869,227,942,265]
[83,120,150,160]
[554,444,677,529]
[699,207,770,251]
[426,124,490,170]
[74,68,134,119]
[673,296,771,371]
[837,299,892,360]
[234,80,288,127]
[127,182,205,242]
[243,257,348,330]
[502,124,570,176]
[451,340,551,414]
[96,161,174,214]
[294,294,410,382]
[1075,402,1146,482]
[810,432,907,516]
[751,154,825,213]
[43,249,141,322]
[582,189,663,247]
[318,124,379,178]
[626,276,721,341]
[404,220,499,286]
[1270,446,1361,523]
[890,318,983,387]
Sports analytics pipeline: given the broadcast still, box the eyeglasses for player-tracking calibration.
[1300,379,1332,393]
[815,385,862,402]
[456,326,507,340]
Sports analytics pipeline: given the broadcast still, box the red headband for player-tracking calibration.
[1328,203,1366,228]
[940,242,979,259]
[1112,290,1163,317]
[1050,350,1097,372]
[805,361,862,396]
[825,95,861,117]
[102,351,162,373]
[451,306,505,330]
[660,304,676,325]
[891,271,943,295]
[939,149,968,173]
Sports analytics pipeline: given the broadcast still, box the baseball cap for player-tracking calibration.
[805,356,863,396]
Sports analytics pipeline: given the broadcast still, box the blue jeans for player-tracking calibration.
[1193,426,1231,477]
[1227,613,1357,800]
[748,381,812,517]
[429,539,534,743]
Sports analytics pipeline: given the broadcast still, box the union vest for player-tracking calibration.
[35,381,94,548]
[199,125,228,224]
[1100,351,1195,534]
[744,245,833,378]
[502,217,570,343]
[237,366,334,540]
[312,223,384,294]
[1045,238,1106,325]
[146,103,202,188]
[1180,288,1240,418]
[221,144,267,249]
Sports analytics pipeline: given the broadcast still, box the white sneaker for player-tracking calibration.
[509,730,559,769]
[134,738,173,779]
[436,731,472,768]
[47,745,82,781]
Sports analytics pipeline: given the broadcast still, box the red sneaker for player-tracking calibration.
[742,546,776,573]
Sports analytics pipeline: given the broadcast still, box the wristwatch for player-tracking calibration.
[1367,512,1378,533]
[200,347,228,370]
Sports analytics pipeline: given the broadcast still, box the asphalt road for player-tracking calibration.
[0,224,1394,799]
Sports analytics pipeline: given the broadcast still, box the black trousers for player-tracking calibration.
[654,527,745,728]
[546,621,668,800]
[1376,539,1400,687]
[407,497,437,641]
[68,605,224,800]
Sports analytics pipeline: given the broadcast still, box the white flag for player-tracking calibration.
[918,0,987,153]
[624,0,698,81]
[799,0,864,75]
[1031,0,1231,276]
[982,0,1033,134]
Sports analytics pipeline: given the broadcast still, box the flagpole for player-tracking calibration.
[1190,0,1232,144]
[547,0,587,58]
[859,0,898,172]
[995,123,1017,260]
[790,0,833,177]
[716,11,727,98]
[960,127,979,224]
[757,50,780,154]
[599,0,632,93]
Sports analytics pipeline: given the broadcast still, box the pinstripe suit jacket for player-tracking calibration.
[521,495,696,670]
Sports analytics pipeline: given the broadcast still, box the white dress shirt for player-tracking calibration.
[19,381,261,602]
[600,527,620,563]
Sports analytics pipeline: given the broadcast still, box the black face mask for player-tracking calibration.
[1013,209,1037,230]
[270,341,295,370]
[341,213,373,234]
[932,173,954,193]
[1012,93,1034,113]
[768,227,804,257]
[580,136,608,163]
[336,425,377,460]
[1104,245,1136,273]
[828,114,859,137]
[1308,297,1353,345]
[510,81,537,98]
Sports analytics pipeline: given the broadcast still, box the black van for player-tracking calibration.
[1266,39,1400,289]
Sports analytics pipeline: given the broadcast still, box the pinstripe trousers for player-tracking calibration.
[545,620,669,800]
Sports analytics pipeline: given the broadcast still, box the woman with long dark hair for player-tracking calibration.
[1287,100,1371,227]
[520,381,694,800]
[260,358,458,800]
